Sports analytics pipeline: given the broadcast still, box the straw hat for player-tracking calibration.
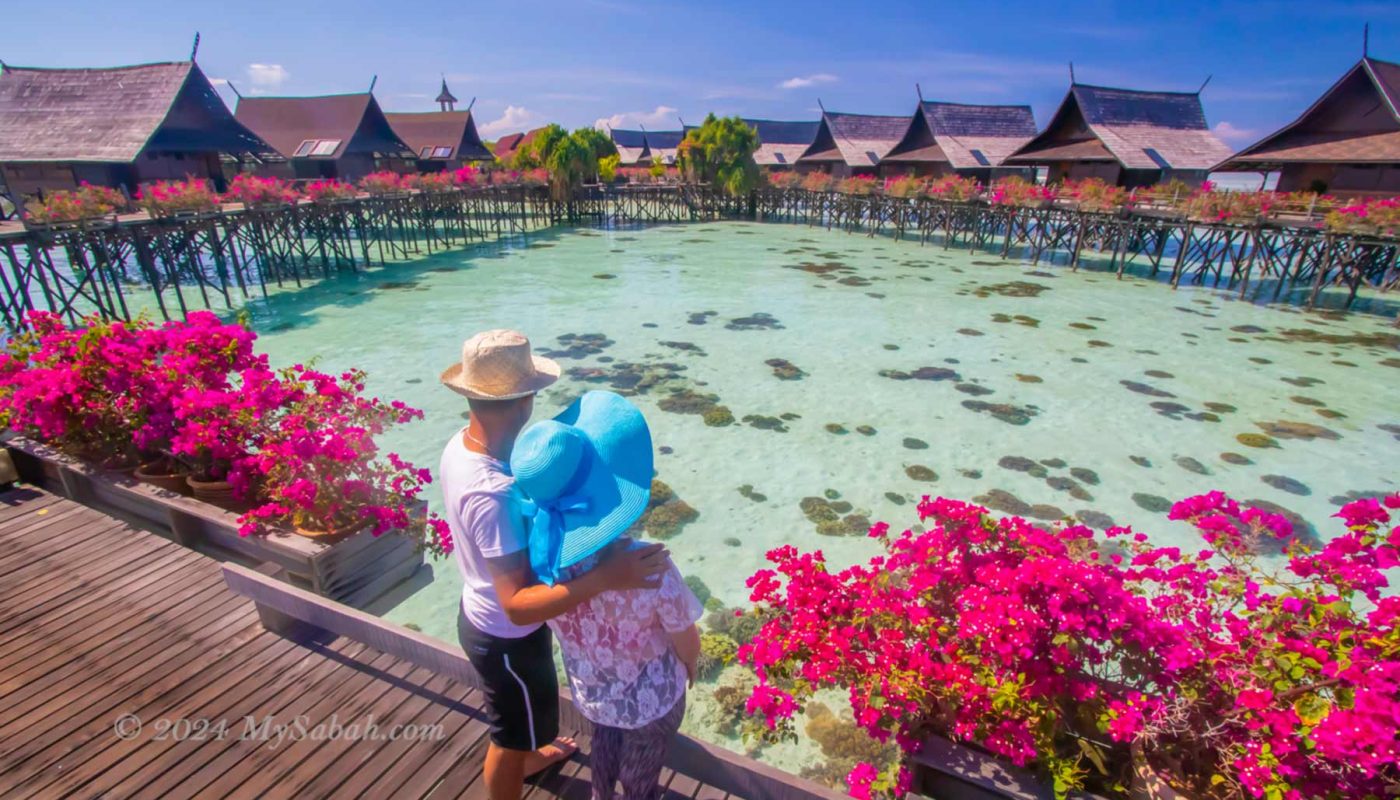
[510,391,654,586]
[440,329,561,400]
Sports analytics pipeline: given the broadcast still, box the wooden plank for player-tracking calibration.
[18,632,307,799]
[1,630,294,797]
[184,649,412,799]
[0,516,175,602]
[0,544,199,651]
[347,685,491,799]
[0,555,219,686]
[221,563,484,691]
[0,582,243,740]
[116,641,384,800]
[305,684,480,799]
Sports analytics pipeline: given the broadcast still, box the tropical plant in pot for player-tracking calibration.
[737,492,1400,800]
[236,366,452,557]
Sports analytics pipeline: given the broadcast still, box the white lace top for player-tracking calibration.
[548,562,702,729]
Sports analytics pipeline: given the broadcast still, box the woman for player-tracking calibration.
[510,390,702,800]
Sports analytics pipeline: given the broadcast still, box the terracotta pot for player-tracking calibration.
[186,475,240,508]
[135,461,192,495]
[293,518,365,542]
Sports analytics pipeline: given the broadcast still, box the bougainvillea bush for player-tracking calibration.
[1325,197,1400,238]
[738,493,1400,800]
[135,178,221,218]
[303,179,360,203]
[22,183,129,225]
[224,174,300,208]
[0,312,451,557]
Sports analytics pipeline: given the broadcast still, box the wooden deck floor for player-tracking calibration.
[0,486,741,799]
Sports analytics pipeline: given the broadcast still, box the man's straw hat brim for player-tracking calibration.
[439,356,560,400]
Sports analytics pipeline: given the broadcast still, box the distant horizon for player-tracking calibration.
[2,0,1397,152]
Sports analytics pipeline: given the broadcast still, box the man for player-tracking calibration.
[439,329,669,800]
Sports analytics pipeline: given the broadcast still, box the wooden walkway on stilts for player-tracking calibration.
[0,485,841,800]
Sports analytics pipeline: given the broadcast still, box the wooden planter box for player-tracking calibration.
[5,437,423,609]
[913,735,1112,800]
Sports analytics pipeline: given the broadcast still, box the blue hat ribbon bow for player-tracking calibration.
[522,495,591,586]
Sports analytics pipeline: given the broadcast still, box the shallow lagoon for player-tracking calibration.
[247,220,1399,772]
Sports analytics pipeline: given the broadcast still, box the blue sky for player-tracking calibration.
[2,1,1397,147]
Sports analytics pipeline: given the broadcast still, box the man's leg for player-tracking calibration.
[485,743,529,800]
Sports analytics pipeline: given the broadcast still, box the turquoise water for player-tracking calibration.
[245,221,1399,772]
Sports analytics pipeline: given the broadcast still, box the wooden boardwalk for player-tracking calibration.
[0,486,800,800]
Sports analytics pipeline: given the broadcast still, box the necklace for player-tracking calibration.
[463,427,497,457]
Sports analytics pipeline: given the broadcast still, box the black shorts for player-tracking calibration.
[457,608,560,751]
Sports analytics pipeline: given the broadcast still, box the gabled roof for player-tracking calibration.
[885,101,1037,168]
[609,128,648,149]
[1005,83,1233,171]
[740,119,819,166]
[1218,56,1400,168]
[490,127,547,162]
[384,110,492,161]
[642,130,685,165]
[235,92,412,160]
[0,60,275,163]
[798,111,909,167]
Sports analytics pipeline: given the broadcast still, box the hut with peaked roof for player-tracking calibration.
[643,130,685,166]
[1002,84,1233,188]
[881,101,1037,181]
[609,129,651,166]
[744,119,819,169]
[491,127,551,167]
[1214,56,1400,196]
[0,60,276,202]
[234,92,412,181]
[796,111,910,176]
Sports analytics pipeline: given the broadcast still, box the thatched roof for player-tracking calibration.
[885,102,1037,169]
[1005,84,1233,171]
[798,111,909,167]
[384,110,492,161]
[1217,56,1400,169]
[0,60,275,163]
[235,92,411,160]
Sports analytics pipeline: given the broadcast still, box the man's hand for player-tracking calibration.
[595,542,669,590]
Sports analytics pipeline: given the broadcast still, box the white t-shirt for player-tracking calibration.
[439,429,541,639]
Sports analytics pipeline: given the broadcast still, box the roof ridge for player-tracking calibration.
[921,100,1034,110]
[0,60,190,73]
[238,91,373,102]
[1073,82,1201,97]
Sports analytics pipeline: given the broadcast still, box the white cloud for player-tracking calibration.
[479,105,543,137]
[592,105,680,131]
[778,73,837,90]
[209,77,229,87]
[1213,121,1259,145]
[245,63,289,95]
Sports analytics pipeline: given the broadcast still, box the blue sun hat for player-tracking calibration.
[510,390,653,586]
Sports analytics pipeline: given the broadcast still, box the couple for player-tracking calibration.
[438,329,703,800]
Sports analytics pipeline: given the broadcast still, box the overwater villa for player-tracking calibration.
[1002,83,1233,188]
[234,91,413,181]
[796,109,910,175]
[740,119,821,169]
[0,59,275,199]
[383,80,494,172]
[880,100,1038,181]
[608,128,652,165]
[642,129,686,165]
[490,126,545,164]
[1213,55,1400,197]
